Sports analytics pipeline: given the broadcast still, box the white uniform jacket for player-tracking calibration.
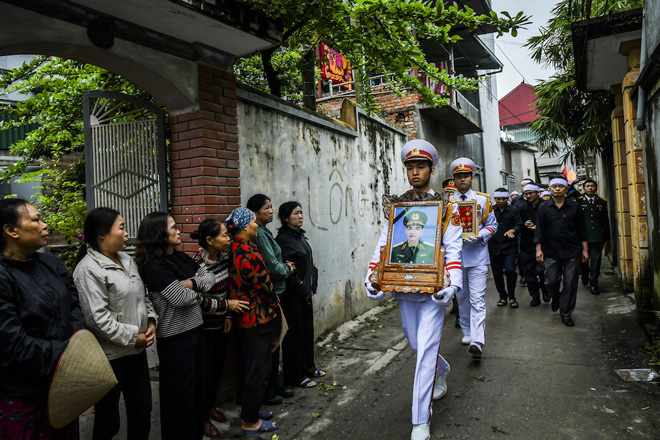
[365,189,463,300]
[450,189,498,268]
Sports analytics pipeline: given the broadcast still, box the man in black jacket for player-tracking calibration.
[488,188,523,308]
[518,184,549,306]
[535,177,589,327]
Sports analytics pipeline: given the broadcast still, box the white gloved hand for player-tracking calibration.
[366,282,386,300]
[431,285,458,306]
[367,290,386,300]
[463,235,479,244]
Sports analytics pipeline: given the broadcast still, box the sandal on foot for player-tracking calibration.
[312,369,326,377]
[204,420,220,438]
[497,300,507,307]
[243,420,279,434]
[299,378,317,388]
[509,299,519,308]
[258,411,273,420]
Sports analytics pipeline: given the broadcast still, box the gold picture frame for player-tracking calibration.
[368,190,449,294]
[455,199,478,238]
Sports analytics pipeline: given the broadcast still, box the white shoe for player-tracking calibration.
[469,342,482,359]
[432,372,447,400]
[411,422,430,440]
[461,335,471,345]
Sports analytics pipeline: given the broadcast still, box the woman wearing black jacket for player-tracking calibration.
[275,201,325,388]
[0,198,83,439]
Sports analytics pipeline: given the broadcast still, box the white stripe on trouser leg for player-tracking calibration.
[456,266,488,346]
[398,299,448,425]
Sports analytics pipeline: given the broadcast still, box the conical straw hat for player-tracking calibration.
[48,329,118,429]
[271,305,288,353]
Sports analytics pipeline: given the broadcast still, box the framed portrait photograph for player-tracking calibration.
[369,190,449,294]
[455,199,478,238]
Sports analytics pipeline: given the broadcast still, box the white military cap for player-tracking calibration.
[449,157,477,176]
[400,139,439,167]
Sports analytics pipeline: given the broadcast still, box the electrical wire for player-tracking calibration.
[494,41,529,84]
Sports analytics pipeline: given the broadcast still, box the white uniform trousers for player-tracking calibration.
[399,298,450,425]
[456,265,488,346]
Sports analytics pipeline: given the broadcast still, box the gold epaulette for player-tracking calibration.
[476,191,490,198]
[442,201,454,235]
[599,196,607,202]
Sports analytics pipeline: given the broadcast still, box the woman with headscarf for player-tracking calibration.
[275,201,324,389]
[73,207,157,440]
[0,198,83,439]
[246,194,295,404]
[135,212,214,440]
[190,219,249,438]
[225,207,280,434]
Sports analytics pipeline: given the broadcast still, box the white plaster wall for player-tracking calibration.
[237,93,408,336]
[478,34,505,194]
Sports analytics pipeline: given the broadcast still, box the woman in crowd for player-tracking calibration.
[246,194,295,404]
[226,207,280,434]
[0,198,83,439]
[275,202,325,389]
[190,219,249,438]
[135,212,214,440]
[73,207,157,440]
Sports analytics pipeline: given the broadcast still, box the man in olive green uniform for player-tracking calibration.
[578,179,610,295]
[391,210,435,264]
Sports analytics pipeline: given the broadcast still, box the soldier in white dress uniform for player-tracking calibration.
[365,139,464,440]
[448,158,498,360]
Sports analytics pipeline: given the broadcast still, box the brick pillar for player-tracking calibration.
[611,102,634,289]
[168,64,240,253]
[167,64,241,403]
[622,67,652,308]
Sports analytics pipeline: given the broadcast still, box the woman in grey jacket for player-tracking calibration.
[73,207,157,440]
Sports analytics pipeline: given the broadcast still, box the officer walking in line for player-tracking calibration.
[577,179,610,295]
[442,178,461,328]
[518,184,550,306]
[449,157,497,360]
[391,211,435,265]
[365,140,464,440]
[489,188,523,308]
[535,177,589,327]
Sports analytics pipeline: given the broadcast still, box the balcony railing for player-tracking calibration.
[451,90,480,124]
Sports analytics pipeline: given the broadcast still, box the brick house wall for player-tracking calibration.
[317,85,420,139]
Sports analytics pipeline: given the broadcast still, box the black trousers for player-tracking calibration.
[280,294,316,386]
[490,253,518,301]
[156,326,205,440]
[235,320,276,423]
[581,242,604,287]
[203,327,228,415]
[91,351,152,440]
[545,257,581,318]
[265,345,282,399]
[520,248,547,300]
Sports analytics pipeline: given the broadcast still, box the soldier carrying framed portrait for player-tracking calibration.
[369,189,451,294]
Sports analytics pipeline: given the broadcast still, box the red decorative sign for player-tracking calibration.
[319,43,353,89]
[420,61,451,96]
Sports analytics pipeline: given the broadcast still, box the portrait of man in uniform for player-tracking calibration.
[390,208,437,265]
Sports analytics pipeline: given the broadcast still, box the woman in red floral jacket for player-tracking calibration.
[225,207,281,434]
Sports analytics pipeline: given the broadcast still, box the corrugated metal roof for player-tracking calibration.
[0,111,38,150]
